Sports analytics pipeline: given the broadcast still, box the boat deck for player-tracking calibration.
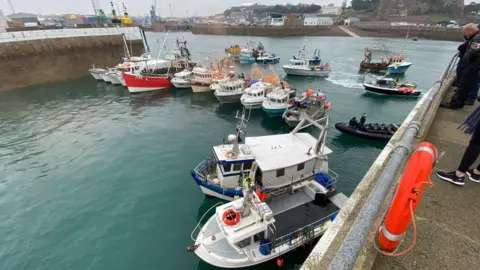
[271,191,341,237]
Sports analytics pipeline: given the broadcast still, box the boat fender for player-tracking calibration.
[222,209,241,226]
[277,257,284,267]
[324,102,331,109]
[377,142,437,254]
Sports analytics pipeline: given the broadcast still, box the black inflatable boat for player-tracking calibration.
[335,122,400,142]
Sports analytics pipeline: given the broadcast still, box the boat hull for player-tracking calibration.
[359,62,388,73]
[362,83,421,97]
[214,92,243,104]
[384,63,412,74]
[335,123,395,142]
[241,101,263,109]
[108,73,122,85]
[283,66,330,77]
[191,170,241,201]
[256,57,280,64]
[89,72,103,81]
[191,82,211,93]
[239,56,255,64]
[100,73,112,83]
[262,106,289,117]
[171,78,191,88]
[123,73,171,93]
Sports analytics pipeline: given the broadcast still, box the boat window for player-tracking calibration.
[253,231,265,243]
[297,162,305,171]
[223,164,232,172]
[276,168,285,177]
[243,161,253,171]
[135,66,139,70]
[282,98,287,103]
[235,237,252,249]
[233,163,241,171]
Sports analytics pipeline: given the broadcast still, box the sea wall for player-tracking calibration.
[348,23,463,41]
[191,25,350,37]
[0,32,143,91]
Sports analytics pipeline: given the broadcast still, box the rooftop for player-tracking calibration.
[245,133,332,171]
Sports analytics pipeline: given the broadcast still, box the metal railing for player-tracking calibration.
[0,27,142,43]
[327,53,459,270]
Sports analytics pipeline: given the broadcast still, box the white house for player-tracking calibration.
[317,17,334,26]
[0,10,8,33]
[321,6,342,15]
[270,17,285,26]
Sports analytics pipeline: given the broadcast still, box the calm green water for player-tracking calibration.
[0,33,456,270]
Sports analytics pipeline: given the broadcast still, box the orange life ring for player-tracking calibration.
[225,151,238,159]
[223,209,241,226]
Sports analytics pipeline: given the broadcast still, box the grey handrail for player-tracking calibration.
[328,53,459,270]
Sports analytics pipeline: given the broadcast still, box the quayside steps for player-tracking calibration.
[302,53,480,270]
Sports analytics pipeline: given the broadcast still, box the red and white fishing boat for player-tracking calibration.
[123,72,171,93]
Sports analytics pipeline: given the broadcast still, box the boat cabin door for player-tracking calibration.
[250,163,263,186]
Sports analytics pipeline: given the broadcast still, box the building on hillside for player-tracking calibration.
[0,10,7,33]
[317,17,334,25]
[229,11,245,22]
[214,14,225,20]
[321,6,342,15]
[270,17,285,26]
[304,16,318,26]
[344,17,360,25]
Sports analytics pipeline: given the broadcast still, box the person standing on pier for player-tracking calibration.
[442,23,480,109]
[437,106,480,185]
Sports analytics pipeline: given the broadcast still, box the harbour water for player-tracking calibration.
[0,33,456,270]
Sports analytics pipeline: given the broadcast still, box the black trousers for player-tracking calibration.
[458,124,480,172]
[451,66,479,107]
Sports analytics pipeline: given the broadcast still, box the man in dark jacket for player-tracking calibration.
[442,23,480,109]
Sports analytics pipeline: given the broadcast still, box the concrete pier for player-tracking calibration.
[302,54,480,269]
[0,27,143,91]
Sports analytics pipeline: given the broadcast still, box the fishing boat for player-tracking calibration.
[214,78,246,104]
[188,116,348,268]
[89,66,107,81]
[255,53,280,64]
[385,57,412,74]
[171,70,192,88]
[283,90,330,128]
[359,48,389,73]
[239,47,256,64]
[335,122,399,142]
[191,67,216,92]
[225,43,241,55]
[123,72,171,93]
[106,68,122,85]
[363,77,420,97]
[282,46,331,77]
[241,81,274,109]
[262,84,296,117]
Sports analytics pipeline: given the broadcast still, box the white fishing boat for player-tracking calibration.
[282,46,331,77]
[283,90,330,128]
[171,70,192,88]
[214,79,245,104]
[188,116,348,268]
[262,86,296,117]
[106,68,122,85]
[89,66,106,81]
[191,67,216,93]
[240,81,273,109]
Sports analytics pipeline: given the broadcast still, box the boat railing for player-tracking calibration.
[190,201,223,242]
[194,157,217,179]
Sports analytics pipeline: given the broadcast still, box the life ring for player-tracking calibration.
[223,209,241,226]
[225,151,238,159]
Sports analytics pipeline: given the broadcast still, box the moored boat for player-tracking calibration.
[241,81,274,109]
[191,66,216,93]
[283,89,330,128]
[363,77,420,97]
[123,72,172,93]
[171,70,192,88]
[188,116,348,268]
[262,84,296,117]
[335,122,399,142]
[282,46,331,77]
[89,67,106,81]
[214,78,246,104]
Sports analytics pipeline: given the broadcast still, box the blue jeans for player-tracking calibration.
[468,81,480,102]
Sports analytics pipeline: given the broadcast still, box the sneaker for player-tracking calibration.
[436,171,465,186]
[466,170,480,183]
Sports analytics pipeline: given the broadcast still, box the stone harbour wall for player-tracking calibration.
[191,25,350,37]
[0,35,143,91]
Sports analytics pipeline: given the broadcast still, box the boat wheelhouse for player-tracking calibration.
[240,81,273,109]
[261,87,296,117]
[282,46,331,77]
[214,79,245,104]
[191,67,216,93]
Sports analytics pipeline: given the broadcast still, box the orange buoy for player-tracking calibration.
[222,209,241,226]
[378,142,437,253]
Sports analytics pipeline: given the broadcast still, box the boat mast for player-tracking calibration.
[153,31,170,71]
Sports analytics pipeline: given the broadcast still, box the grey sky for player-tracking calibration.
[0,0,346,17]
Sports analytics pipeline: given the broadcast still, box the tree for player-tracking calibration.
[327,3,335,7]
